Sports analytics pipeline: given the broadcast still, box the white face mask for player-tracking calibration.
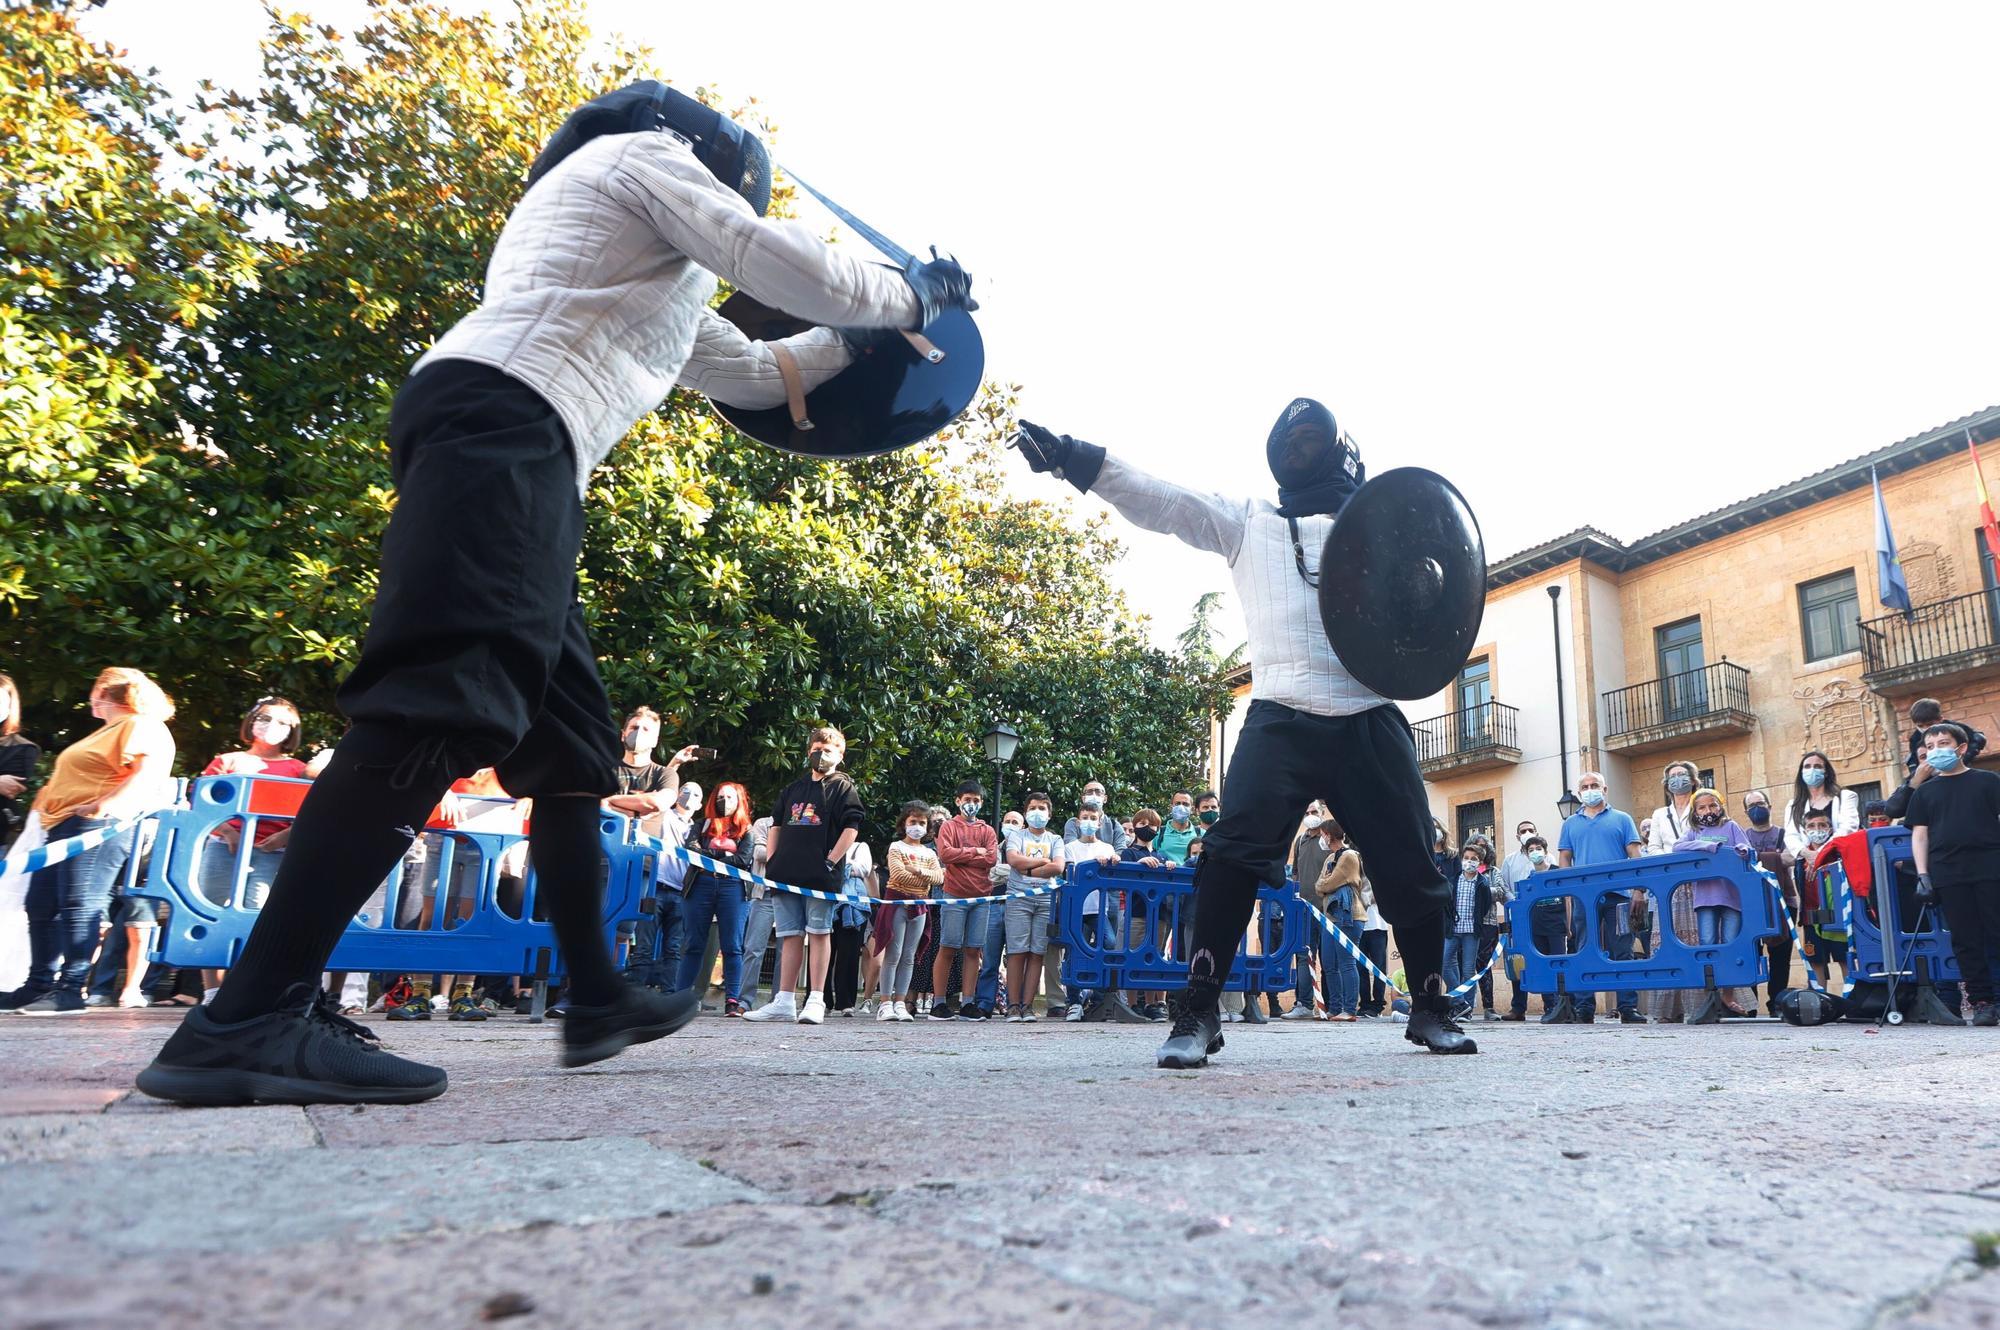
[251,718,293,746]
[904,823,925,840]
[679,787,701,809]
[1461,859,1480,877]
[1517,831,1534,846]
[1304,814,1324,831]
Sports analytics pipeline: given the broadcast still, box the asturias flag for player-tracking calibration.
[1873,466,1912,618]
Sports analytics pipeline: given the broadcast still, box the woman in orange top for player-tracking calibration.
[3,668,176,1015]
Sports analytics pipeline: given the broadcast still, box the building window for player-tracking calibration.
[1455,800,1494,853]
[1654,618,1707,720]
[1849,780,1882,811]
[1458,657,1492,746]
[1798,570,1861,662]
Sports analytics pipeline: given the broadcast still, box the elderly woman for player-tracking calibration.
[1673,787,1755,1024]
[3,669,176,1015]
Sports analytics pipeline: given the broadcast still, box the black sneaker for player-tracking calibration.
[1970,1002,1997,1027]
[956,1004,989,1021]
[1242,999,1269,1025]
[1140,1002,1169,1022]
[927,999,960,1022]
[1619,1009,1648,1025]
[136,982,447,1106]
[561,986,700,1068]
[0,980,52,1012]
[1405,997,1479,1054]
[1538,999,1575,1024]
[18,987,88,1017]
[1155,995,1224,1069]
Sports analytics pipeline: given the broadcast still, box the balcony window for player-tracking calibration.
[1798,570,1860,662]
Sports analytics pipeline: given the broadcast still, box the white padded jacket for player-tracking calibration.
[1090,453,1392,718]
[415,130,922,496]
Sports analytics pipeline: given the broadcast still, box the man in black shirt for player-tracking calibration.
[744,725,863,1025]
[1906,723,2000,1025]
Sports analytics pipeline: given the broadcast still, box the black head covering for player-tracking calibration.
[528,80,772,216]
[1268,397,1364,517]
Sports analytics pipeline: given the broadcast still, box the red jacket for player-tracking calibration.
[1811,828,1875,905]
[935,814,999,898]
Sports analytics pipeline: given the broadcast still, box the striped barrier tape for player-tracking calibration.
[0,812,156,879]
[1298,896,1502,1001]
[1757,864,1858,998]
[641,836,1060,908]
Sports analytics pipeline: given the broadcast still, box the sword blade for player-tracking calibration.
[782,165,914,269]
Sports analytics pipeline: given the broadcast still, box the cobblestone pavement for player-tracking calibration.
[3,1005,1997,1329]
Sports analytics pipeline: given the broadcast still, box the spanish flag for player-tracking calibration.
[1972,430,2000,563]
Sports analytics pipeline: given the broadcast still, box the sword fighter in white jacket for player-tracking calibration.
[1013,402,1477,1063]
[138,82,975,1107]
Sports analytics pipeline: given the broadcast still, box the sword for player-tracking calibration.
[779,165,951,364]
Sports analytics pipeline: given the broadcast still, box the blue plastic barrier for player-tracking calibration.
[1059,859,1302,992]
[131,774,654,984]
[1512,852,1781,995]
[1830,827,1960,987]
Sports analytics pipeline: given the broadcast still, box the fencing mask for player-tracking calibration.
[1775,987,1847,1026]
[527,80,772,216]
[1268,397,1365,517]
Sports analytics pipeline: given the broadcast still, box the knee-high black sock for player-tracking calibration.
[531,796,622,1006]
[1184,858,1262,1010]
[1393,908,1447,1007]
[209,725,456,1023]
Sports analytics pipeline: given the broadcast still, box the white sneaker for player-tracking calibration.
[1021,1010,1039,1023]
[894,1002,913,1022]
[1005,1013,1025,1023]
[744,994,796,1022]
[203,987,220,1006]
[1064,1003,1085,1022]
[797,994,826,1025]
[876,1000,899,1022]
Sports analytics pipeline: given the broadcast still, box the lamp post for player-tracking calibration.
[1549,585,1580,822]
[982,721,1022,833]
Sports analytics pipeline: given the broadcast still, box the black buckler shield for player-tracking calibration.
[709,289,984,459]
[1317,467,1486,700]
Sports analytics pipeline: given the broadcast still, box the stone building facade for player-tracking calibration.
[1408,404,2000,845]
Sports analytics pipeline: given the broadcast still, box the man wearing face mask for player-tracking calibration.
[745,726,862,1026]
[1555,771,1645,1024]
[1063,781,1129,852]
[1014,399,1466,1063]
[1904,724,2000,1025]
[1157,792,1200,866]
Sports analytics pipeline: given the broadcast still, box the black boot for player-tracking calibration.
[1405,995,1479,1054]
[1242,993,1269,1025]
[1155,993,1224,1069]
[1538,997,1575,1024]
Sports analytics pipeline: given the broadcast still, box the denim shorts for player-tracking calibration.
[773,890,834,938]
[938,897,991,949]
[1005,895,1051,956]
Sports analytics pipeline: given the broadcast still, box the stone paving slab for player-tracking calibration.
[0,1009,1995,1329]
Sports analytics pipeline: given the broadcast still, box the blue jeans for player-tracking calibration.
[974,897,1006,1008]
[1607,927,1639,1014]
[675,874,747,1000]
[1441,931,1481,1008]
[25,816,140,991]
[626,888,683,988]
[740,894,774,1002]
[1321,914,1360,1015]
[1696,905,1742,946]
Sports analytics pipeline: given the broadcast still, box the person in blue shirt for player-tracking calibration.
[1555,769,1645,1024]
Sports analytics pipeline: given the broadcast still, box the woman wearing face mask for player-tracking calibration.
[1639,761,1703,1021]
[675,782,755,1015]
[1284,802,1333,1017]
[1782,751,1859,855]
[1671,788,1756,1023]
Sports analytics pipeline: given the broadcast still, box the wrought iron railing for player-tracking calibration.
[1602,661,1751,738]
[1412,701,1519,765]
[1860,587,2000,677]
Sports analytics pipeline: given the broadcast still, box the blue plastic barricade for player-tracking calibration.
[131,774,653,985]
[1060,859,1302,993]
[1830,827,1960,987]
[1512,851,1781,996]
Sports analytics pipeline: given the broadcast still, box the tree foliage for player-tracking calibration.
[0,0,1234,837]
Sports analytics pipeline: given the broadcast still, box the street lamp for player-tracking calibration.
[982,721,1021,831]
[1548,584,1580,824]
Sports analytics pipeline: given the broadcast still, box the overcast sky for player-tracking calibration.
[85,0,2000,652]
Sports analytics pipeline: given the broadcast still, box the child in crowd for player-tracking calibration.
[877,801,941,1022]
[1002,793,1065,1022]
[1672,787,1754,1023]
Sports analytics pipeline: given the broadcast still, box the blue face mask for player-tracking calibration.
[959,801,982,818]
[1746,805,1771,826]
[1667,774,1693,795]
[1802,768,1825,788]
[1579,788,1605,808]
[1926,748,1962,772]
[1025,809,1049,830]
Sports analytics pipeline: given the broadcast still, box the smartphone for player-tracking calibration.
[692,746,719,761]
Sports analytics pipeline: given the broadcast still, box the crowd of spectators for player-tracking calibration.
[2,675,1996,1031]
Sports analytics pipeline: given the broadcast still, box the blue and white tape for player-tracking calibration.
[1758,864,1857,998]
[0,812,153,879]
[641,836,1059,908]
[1299,897,1502,1001]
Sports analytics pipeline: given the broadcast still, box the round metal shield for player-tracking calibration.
[710,289,984,458]
[1317,467,1486,700]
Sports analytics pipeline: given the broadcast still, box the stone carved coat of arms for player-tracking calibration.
[1794,679,1894,765]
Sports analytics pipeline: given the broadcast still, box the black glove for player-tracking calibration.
[835,325,896,357]
[1915,873,1936,905]
[902,247,977,328]
[1012,420,1105,494]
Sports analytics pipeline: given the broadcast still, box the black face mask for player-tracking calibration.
[1267,397,1363,517]
[1133,826,1156,843]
